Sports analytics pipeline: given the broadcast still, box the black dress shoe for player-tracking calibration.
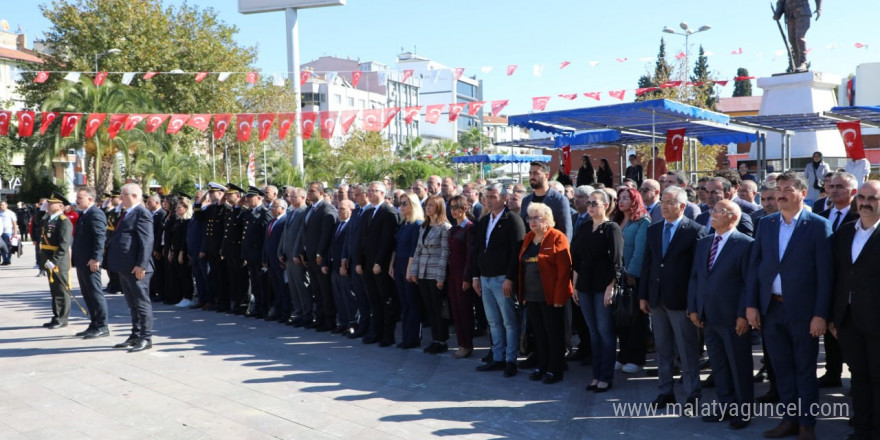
[379,339,395,347]
[128,339,153,352]
[42,321,57,328]
[682,395,699,417]
[818,373,842,388]
[48,322,68,329]
[701,373,716,388]
[542,372,563,384]
[756,388,780,403]
[728,417,750,430]
[701,410,732,423]
[114,338,139,349]
[264,313,279,321]
[75,327,95,337]
[565,349,587,362]
[476,361,506,372]
[529,370,545,381]
[503,363,518,377]
[649,393,676,410]
[315,325,333,332]
[397,342,419,349]
[302,321,317,329]
[83,329,110,339]
[480,352,493,363]
[362,336,380,344]
[518,355,538,369]
[594,381,611,392]
[330,326,346,334]
[424,342,448,354]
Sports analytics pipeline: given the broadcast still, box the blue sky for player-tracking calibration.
[3,0,877,114]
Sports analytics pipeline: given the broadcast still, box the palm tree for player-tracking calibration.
[131,146,198,193]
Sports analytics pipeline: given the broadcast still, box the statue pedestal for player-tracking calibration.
[749,71,845,165]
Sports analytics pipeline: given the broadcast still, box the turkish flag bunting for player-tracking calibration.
[448,103,466,122]
[16,111,35,137]
[661,81,682,88]
[532,96,551,111]
[60,113,82,138]
[584,92,601,101]
[195,72,209,82]
[401,69,413,83]
[734,76,755,81]
[144,114,170,133]
[339,110,358,134]
[490,99,509,116]
[636,87,659,96]
[403,106,421,124]
[185,114,211,132]
[351,71,362,88]
[277,113,296,140]
[246,72,259,84]
[383,107,401,128]
[855,43,867,49]
[107,114,128,139]
[301,112,317,138]
[837,121,866,160]
[94,71,108,86]
[608,90,626,101]
[213,113,232,140]
[123,114,148,131]
[143,71,158,80]
[714,80,729,86]
[467,101,486,116]
[558,94,578,100]
[257,113,275,141]
[236,114,256,141]
[616,58,627,63]
[319,111,336,139]
[40,112,59,135]
[166,114,190,134]
[665,128,686,162]
[453,68,465,80]
[425,104,445,124]
[300,70,312,86]
[560,61,571,69]
[84,113,107,138]
[362,109,383,132]
[562,145,572,175]
[0,111,10,136]
[34,71,49,83]
[731,48,743,55]
[506,65,517,76]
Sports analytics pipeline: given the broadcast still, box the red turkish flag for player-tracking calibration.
[301,112,317,138]
[60,113,82,138]
[560,61,571,69]
[257,113,275,141]
[213,114,232,140]
[636,87,659,96]
[558,94,578,100]
[403,106,421,124]
[616,58,628,63]
[453,67,465,80]
[143,71,158,80]
[383,107,401,128]
[277,113,296,140]
[94,71,108,86]
[425,104,445,124]
[490,99,509,116]
[665,128,686,162]
[351,71,362,88]
[837,121,866,160]
[40,112,59,135]
[448,103,466,122]
[185,114,211,131]
[401,69,413,83]
[734,75,755,81]
[467,101,485,116]
[714,80,729,86]
[584,92,601,101]
[319,111,336,139]
[339,110,358,134]
[16,111,35,137]
[661,81,682,88]
[363,109,383,132]
[123,114,148,131]
[300,70,312,86]
[166,114,190,134]
[855,43,867,49]
[506,65,518,76]
[608,90,626,101]
[236,114,256,141]
[107,114,128,139]
[0,111,10,136]
[84,113,107,138]
[246,72,259,84]
[562,145,572,175]
[195,72,209,82]
[34,71,49,83]
[144,114,170,133]
[532,96,551,111]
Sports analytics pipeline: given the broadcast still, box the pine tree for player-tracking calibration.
[690,45,716,110]
[733,68,753,97]
[635,38,677,101]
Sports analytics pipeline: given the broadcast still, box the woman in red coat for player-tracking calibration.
[447,195,476,359]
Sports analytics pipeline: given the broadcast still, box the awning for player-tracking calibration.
[451,154,551,164]
[830,106,880,126]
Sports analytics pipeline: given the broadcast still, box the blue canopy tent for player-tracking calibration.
[451,154,551,181]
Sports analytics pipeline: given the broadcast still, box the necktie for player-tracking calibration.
[116,210,127,229]
[267,219,275,236]
[707,235,723,271]
[335,221,345,237]
[662,223,673,257]
[575,215,585,231]
[832,210,842,232]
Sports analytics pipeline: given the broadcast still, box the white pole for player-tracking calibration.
[286,7,304,174]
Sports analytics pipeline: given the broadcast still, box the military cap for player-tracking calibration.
[177,191,193,200]
[245,186,265,197]
[226,183,245,194]
[208,182,227,192]
[47,191,71,206]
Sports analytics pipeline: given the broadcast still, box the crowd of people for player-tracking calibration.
[14,156,880,440]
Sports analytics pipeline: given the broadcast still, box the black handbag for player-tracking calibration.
[612,271,636,331]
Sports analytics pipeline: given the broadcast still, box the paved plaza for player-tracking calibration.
[0,247,854,439]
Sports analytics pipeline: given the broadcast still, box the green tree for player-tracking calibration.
[635,38,678,102]
[457,127,490,152]
[690,45,716,110]
[733,67,753,97]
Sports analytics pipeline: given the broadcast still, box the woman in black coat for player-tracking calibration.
[169,198,194,307]
[596,158,614,188]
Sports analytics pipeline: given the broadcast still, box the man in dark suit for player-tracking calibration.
[694,177,754,237]
[145,194,165,301]
[221,183,248,314]
[262,198,288,323]
[357,182,400,346]
[40,192,74,329]
[830,180,880,440]
[102,191,123,293]
[302,181,338,331]
[714,168,760,214]
[662,171,702,220]
[277,187,309,324]
[746,172,832,440]
[687,200,753,429]
[194,183,228,311]
[241,186,272,319]
[567,185,594,362]
[329,199,357,334]
[639,185,707,412]
[72,187,109,338]
[106,183,155,353]
[341,184,371,337]
[817,171,859,388]
[749,182,778,225]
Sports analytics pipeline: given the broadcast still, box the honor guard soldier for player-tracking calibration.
[103,190,123,294]
[41,192,74,329]
[221,183,249,314]
[194,182,228,311]
[241,186,273,317]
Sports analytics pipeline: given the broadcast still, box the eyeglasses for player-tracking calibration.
[586,201,603,208]
[660,200,681,206]
[400,201,410,206]
[709,208,735,216]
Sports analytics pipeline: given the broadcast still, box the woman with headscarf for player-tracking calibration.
[803,151,830,205]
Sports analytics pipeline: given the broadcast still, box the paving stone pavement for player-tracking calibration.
[0,246,854,439]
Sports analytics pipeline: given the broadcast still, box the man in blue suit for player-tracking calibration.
[106,183,155,353]
[263,198,288,323]
[687,199,754,430]
[72,187,109,339]
[693,177,754,237]
[746,172,832,440]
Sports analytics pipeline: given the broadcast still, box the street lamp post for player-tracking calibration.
[662,22,711,99]
[94,48,121,73]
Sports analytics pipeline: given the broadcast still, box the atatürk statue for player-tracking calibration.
[773,0,822,72]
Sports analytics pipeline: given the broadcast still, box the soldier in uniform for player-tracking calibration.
[773,0,821,72]
[194,182,228,311]
[241,186,273,318]
[103,190,123,294]
[221,183,249,314]
[32,198,48,276]
[40,192,74,330]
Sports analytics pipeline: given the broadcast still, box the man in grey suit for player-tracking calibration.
[663,170,701,220]
[277,187,309,325]
[687,200,754,429]
[106,183,155,353]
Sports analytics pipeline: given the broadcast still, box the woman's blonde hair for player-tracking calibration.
[423,195,449,227]
[177,199,193,220]
[527,202,555,227]
[401,192,424,223]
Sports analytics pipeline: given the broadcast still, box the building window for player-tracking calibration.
[334,94,342,104]
[359,99,365,108]
[456,81,477,99]
[347,97,354,106]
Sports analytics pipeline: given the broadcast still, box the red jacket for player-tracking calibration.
[517,227,573,306]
